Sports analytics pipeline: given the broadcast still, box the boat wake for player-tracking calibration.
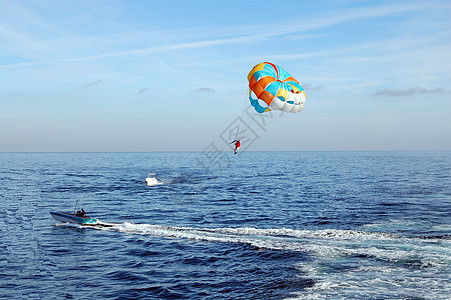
[115,223,451,298]
[86,222,449,267]
[55,221,450,259]
[54,221,451,298]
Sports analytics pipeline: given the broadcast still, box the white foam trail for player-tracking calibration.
[91,222,451,298]
[92,223,450,267]
[289,261,450,299]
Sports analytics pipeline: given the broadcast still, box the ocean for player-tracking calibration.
[1,151,450,299]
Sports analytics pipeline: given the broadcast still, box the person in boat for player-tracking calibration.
[76,208,86,217]
[233,140,240,154]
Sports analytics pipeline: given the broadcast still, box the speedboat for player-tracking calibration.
[145,173,159,186]
[49,211,98,226]
[49,211,116,228]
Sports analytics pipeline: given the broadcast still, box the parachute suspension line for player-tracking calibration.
[235,97,247,141]
[235,92,276,142]
[235,90,254,141]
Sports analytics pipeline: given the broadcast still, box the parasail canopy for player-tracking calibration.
[247,62,306,113]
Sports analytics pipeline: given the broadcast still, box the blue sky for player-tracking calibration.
[1,0,450,151]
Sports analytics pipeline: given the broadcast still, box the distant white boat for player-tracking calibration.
[145,173,159,186]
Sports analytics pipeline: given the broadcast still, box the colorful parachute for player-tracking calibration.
[247,62,306,113]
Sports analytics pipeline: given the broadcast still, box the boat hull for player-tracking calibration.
[50,212,97,225]
[145,177,159,186]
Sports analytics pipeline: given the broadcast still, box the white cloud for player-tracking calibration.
[84,80,102,88]
[194,88,215,93]
[139,88,149,94]
[373,87,451,97]
[0,1,435,68]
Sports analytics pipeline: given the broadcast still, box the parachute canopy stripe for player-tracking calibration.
[275,87,288,101]
[250,97,272,113]
[265,81,283,97]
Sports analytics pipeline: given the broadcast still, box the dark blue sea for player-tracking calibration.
[1,151,450,299]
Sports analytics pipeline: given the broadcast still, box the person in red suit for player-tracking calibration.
[234,140,240,154]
